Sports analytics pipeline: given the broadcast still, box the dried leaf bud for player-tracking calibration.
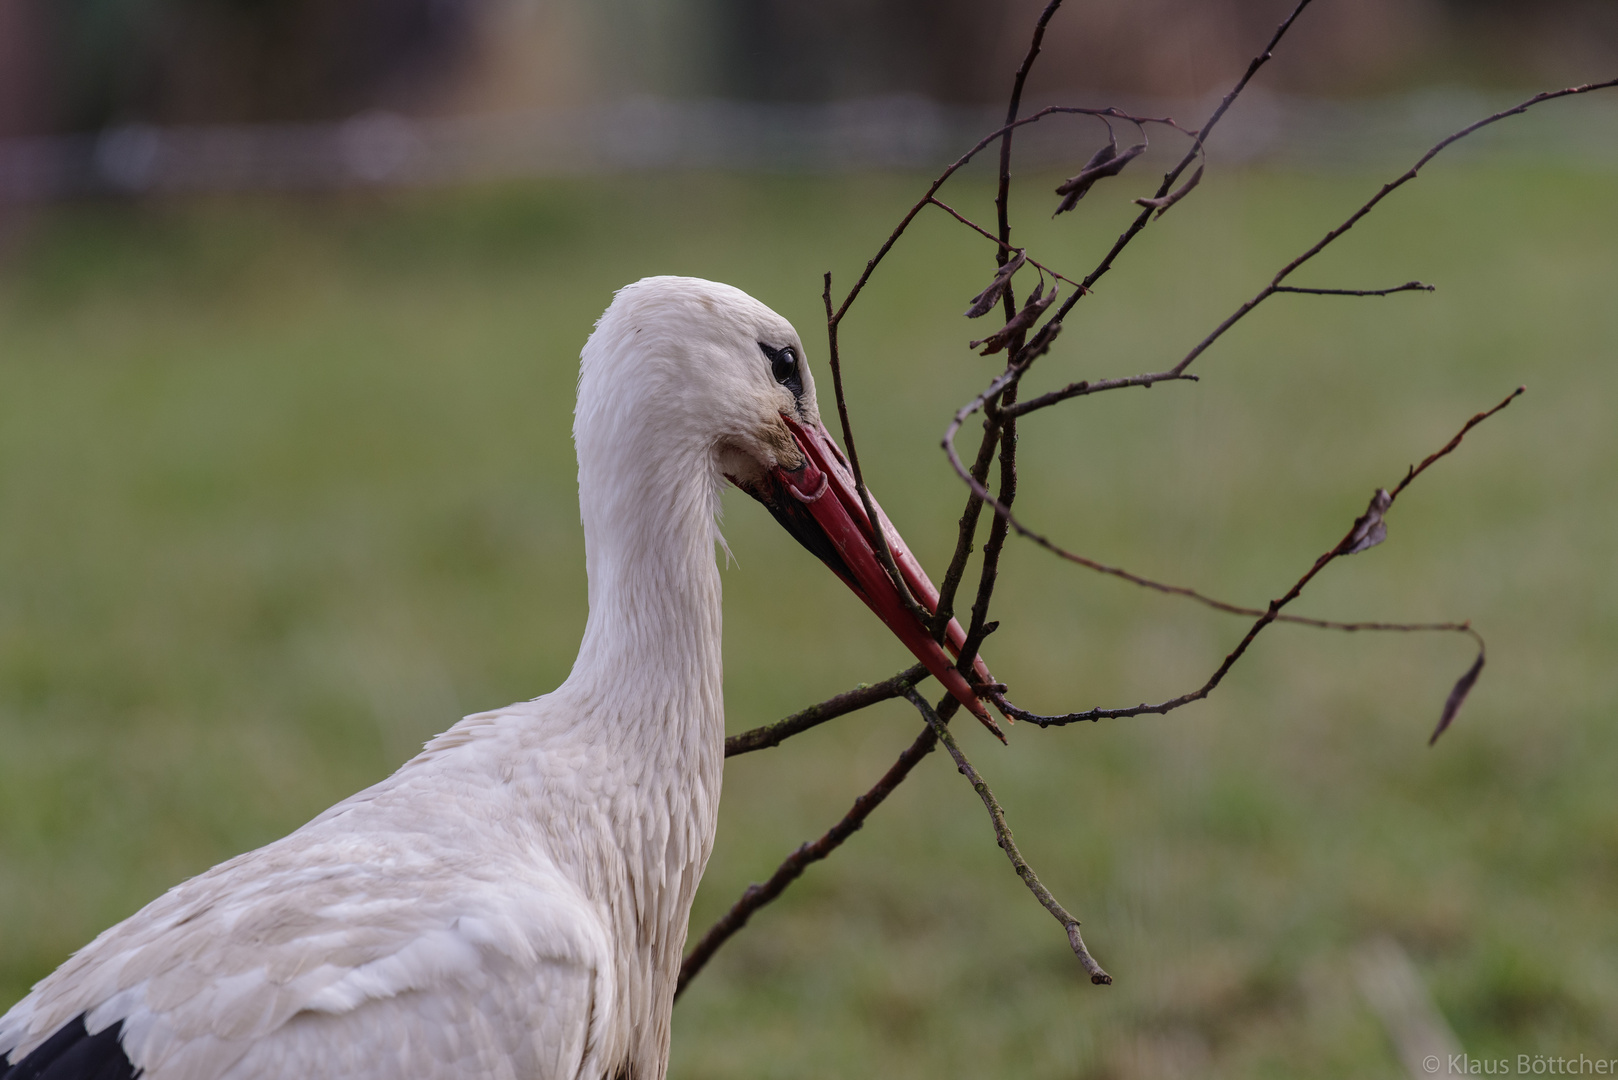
[1054,142,1147,216]
[1342,488,1393,555]
[1429,650,1484,745]
[964,250,1028,319]
[970,281,1059,355]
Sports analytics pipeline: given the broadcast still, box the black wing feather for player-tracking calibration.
[0,1016,136,1080]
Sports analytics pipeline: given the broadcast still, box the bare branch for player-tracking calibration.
[686,0,1564,1005]
[905,688,1111,984]
[828,0,1328,449]
[959,381,1021,676]
[1002,370,1199,419]
[990,389,1523,729]
[929,199,1085,293]
[973,530,1481,637]
[1191,0,1319,152]
[821,273,931,624]
[725,665,927,758]
[678,696,964,999]
[1391,386,1523,499]
[1133,163,1204,219]
[932,418,1000,642]
[997,0,1065,319]
[1275,282,1433,297]
[1010,83,1612,426]
[925,0,1091,636]
[1167,82,1618,379]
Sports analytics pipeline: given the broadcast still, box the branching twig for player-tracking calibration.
[724,665,926,757]
[945,513,1472,636]
[677,697,961,998]
[927,197,1085,292]
[905,688,1111,984]
[1007,78,1616,423]
[682,0,1594,1003]
[990,389,1522,728]
[1162,80,1618,381]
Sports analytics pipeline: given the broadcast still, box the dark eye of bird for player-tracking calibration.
[760,343,803,397]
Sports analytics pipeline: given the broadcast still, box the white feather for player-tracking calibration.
[0,277,818,1080]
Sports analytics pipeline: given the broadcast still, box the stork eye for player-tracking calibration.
[760,343,803,397]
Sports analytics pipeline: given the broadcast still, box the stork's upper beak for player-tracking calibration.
[742,415,1004,741]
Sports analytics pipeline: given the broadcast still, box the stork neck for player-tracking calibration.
[567,440,724,712]
[546,438,725,1080]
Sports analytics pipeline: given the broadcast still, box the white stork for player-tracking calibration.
[0,276,996,1080]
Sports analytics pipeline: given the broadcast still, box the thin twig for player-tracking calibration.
[960,377,1021,673]
[927,197,1085,292]
[1275,282,1433,297]
[821,273,931,623]
[932,416,1000,642]
[969,530,1472,634]
[996,0,1064,322]
[1001,370,1193,419]
[677,695,963,999]
[1392,386,1523,497]
[934,348,1052,645]
[1165,79,1618,380]
[906,688,1111,984]
[990,389,1522,727]
[1190,0,1319,153]
[1008,78,1616,424]
[725,666,927,757]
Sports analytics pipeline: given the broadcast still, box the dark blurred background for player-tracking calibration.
[2,0,1615,138]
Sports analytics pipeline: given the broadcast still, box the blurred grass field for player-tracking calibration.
[1,162,1614,1078]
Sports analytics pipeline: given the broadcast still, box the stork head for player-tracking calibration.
[579,276,1000,734]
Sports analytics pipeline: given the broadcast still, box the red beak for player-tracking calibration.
[752,415,1003,741]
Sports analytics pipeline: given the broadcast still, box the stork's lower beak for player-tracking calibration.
[743,415,1004,741]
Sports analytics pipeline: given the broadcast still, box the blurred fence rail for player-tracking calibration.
[4,89,1616,202]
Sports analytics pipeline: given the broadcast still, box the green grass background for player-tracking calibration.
[1,162,1614,1077]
